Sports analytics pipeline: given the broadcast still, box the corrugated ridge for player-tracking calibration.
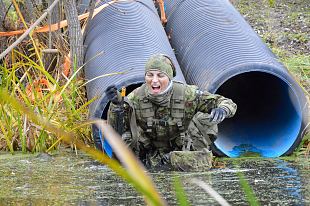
[166,0,285,90]
[84,0,185,118]
[165,0,308,157]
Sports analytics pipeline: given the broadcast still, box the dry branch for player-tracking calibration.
[0,0,60,60]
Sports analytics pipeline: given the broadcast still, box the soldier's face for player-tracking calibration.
[145,70,170,95]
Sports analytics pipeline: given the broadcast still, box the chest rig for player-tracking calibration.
[135,82,186,146]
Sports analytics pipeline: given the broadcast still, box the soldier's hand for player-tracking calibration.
[105,85,119,104]
[210,108,227,124]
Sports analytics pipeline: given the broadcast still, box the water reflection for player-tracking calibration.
[0,151,308,205]
[207,158,307,205]
[275,159,304,205]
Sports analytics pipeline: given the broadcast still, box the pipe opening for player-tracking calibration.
[215,71,302,157]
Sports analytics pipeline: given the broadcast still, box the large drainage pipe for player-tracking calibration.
[165,0,309,157]
[83,0,185,151]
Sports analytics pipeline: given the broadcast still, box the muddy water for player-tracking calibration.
[0,150,308,205]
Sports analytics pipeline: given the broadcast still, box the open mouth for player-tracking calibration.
[151,85,161,93]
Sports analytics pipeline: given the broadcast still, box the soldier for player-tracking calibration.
[106,54,237,171]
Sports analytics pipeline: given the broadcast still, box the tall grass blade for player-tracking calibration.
[17,115,26,153]
[233,161,260,206]
[173,176,190,206]
[236,171,260,206]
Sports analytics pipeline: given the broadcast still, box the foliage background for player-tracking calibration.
[0,0,309,154]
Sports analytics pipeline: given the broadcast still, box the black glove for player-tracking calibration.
[210,108,227,124]
[105,85,119,104]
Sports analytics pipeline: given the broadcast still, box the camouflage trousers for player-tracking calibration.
[180,111,218,151]
[122,112,217,167]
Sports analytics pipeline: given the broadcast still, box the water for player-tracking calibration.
[0,150,309,205]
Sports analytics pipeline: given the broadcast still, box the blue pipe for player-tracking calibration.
[165,0,309,157]
[83,0,185,152]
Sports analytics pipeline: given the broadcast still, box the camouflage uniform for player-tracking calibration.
[108,81,236,167]
[107,54,236,169]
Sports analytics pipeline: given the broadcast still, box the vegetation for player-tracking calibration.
[0,0,90,152]
[0,0,308,154]
[0,2,168,205]
[0,0,308,205]
[0,49,92,152]
[0,88,166,205]
[235,167,260,206]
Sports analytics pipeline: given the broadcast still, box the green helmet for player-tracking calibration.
[145,54,176,79]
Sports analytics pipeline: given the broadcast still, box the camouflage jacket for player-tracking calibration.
[108,81,237,153]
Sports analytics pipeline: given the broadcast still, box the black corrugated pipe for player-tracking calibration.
[83,0,185,152]
[165,0,309,157]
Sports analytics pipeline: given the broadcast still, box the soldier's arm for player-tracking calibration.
[107,87,139,130]
[196,90,237,118]
[107,102,131,128]
[108,89,142,148]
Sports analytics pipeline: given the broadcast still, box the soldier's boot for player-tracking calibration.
[170,148,213,172]
[152,153,174,171]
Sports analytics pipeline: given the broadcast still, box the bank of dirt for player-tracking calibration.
[233,0,309,55]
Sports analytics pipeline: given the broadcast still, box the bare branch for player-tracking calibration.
[0,0,60,60]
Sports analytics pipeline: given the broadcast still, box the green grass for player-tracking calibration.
[233,160,260,206]
[236,171,260,206]
[268,0,275,7]
[282,54,310,77]
[0,48,92,153]
[294,133,310,156]
[173,176,190,206]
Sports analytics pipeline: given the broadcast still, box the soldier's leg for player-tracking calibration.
[122,131,152,162]
[136,133,155,168]
[187,111,218,151]
[169,112,217,171]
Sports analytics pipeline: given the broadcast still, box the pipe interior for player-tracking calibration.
[215,71,302,157]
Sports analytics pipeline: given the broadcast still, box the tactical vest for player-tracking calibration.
[135,81,187,148]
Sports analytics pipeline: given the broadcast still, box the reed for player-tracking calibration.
[0,47,92,152]
[173,176,190,206]
[0,2,308,205]
[233,161,260,206]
